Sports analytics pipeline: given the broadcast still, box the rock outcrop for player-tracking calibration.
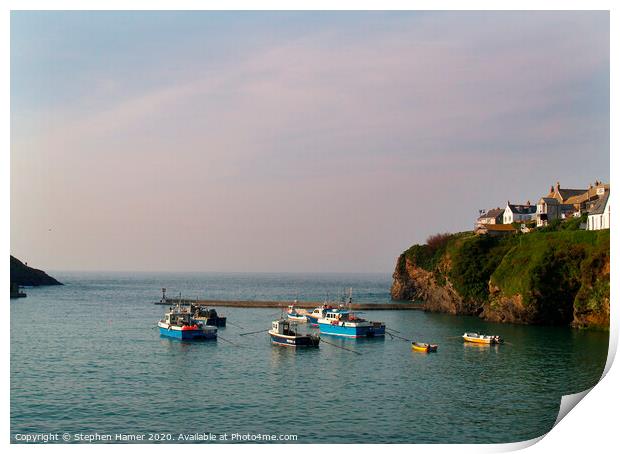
[10,256,62,286]
[391,254,465,314]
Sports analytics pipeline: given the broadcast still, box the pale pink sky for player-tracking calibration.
[11,12,609,272]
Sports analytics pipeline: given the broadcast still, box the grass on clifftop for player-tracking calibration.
[400,227,610,326]
[400,231,471,273]
[490,229,609,324]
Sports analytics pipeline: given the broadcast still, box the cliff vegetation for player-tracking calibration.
[391,227,609,329]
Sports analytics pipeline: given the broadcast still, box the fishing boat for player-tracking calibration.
[462,332,502,344]
[318,309,385,338]
[305,304,337,325]
[10,282,26,298]
[269,319,320,348]
[158,289,227,327]
[191,304,227,327]
[286,303,308,322]
[157,304,217,341]
[411,342,438,353]
[306,288,352,325]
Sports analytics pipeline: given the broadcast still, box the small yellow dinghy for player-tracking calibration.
[462,332,502,344]
[412,342,438,353]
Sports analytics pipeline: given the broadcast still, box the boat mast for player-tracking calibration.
[347,287,353,311]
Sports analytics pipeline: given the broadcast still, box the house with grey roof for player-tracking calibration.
[587,191,610,231]
[503,201,537,224]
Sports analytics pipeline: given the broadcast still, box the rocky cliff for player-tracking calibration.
[10,256,63,286]
[391,228,609,329]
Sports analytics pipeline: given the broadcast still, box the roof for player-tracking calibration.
[539,197,559,205]
[546,182,610,204]
[557,188,588,201]
[480,224,517,231]
[507,204,536,215]
[563,192,592,205]
[478,208,504,220]
[589,191,610,215]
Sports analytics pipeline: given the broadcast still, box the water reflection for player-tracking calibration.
[462,342,500,351]
[11,273,609,444]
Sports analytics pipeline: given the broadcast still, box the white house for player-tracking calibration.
[587,191,610,231]
[503,202,537,224]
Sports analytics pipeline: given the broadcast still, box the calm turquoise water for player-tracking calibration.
[11,272,608,444]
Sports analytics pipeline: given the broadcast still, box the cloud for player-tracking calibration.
[11,12,609,271]
[28,12,608,159]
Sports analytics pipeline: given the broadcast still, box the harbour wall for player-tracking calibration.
[156,299,424,310]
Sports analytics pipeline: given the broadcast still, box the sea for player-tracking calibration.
[10,272,609,444]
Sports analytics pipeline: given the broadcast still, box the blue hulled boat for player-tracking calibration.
[158,304,217,341]
[269,319,320,348]
[317,309,385,338]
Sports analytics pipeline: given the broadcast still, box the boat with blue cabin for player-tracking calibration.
[318,309,385,338]
[157,303,217,341]
[269,319,320,348]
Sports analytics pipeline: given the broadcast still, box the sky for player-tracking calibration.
[10,11,609,273]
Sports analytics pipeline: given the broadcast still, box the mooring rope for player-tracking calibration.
[217,335,241,346]
[319,338,362,355]
[239,328,270,336]
[385,329,411,342]
[226,320,245,329]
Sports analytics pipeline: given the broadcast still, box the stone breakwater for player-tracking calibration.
[156,299,424,310]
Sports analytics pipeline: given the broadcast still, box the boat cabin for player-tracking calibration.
[310,308,323,318]
[272,319,297,336]
[324,310,363,323]
[163,308,194,327]
[313,304,337,315]
[324,311,343,322]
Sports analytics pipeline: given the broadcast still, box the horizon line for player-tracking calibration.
[45,269,393,275]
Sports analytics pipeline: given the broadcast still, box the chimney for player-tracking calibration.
[550,185,554,194]
[555,181,561,192]
[526,200,530,206]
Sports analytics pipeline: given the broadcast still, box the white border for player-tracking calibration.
[3,1,616,453]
